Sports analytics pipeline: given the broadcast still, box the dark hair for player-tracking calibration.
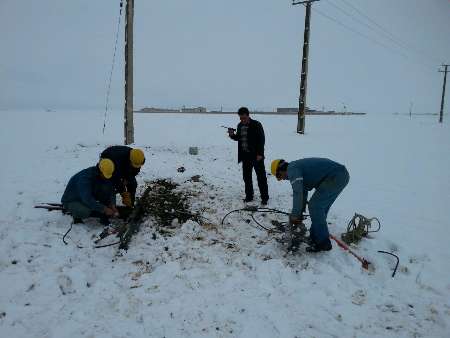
[237,107,250,116]
[278,160,288,172]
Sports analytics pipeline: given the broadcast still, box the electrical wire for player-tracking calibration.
[311,5,436,71]
[221,207,297,234]
[378,250,400,278]
[326,0,415,51]
[336,0,442,65]
[102,0,124,135]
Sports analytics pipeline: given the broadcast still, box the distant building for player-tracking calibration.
[140,107,180,113]
[181,106,207,113]
[277,107,298,113]
[276,107,315,113]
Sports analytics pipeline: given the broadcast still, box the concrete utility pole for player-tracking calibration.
[438,64,449,124]
[124,0,135,145]
[293,0,320,134]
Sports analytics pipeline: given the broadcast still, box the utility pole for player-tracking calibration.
[438,64,449,124]
[293,0,319,134]
[124,0,134,144]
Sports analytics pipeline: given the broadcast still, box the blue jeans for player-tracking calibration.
[308,167,350,244]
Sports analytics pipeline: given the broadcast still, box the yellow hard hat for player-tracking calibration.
[271,159,282,176]
[130,148,145,168]
[98,158,115,179]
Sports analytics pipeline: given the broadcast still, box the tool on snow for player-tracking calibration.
[330,234,371,270]
[34,203,65,212]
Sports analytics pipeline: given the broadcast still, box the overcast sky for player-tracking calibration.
[1,0,449,114]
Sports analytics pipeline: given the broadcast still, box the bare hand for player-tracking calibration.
[104,207,115,217]
[256,155,263,161]
[228,129,235,137]
[110,205,119,217]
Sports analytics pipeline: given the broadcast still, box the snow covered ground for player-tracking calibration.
[1,109,449,338]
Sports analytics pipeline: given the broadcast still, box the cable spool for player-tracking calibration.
[341,213,380,244]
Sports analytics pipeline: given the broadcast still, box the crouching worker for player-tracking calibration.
[61,159,118,225]
[100,146,145,207]
[271,158,349,253]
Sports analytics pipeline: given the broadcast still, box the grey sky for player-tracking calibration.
[1,0,449,114]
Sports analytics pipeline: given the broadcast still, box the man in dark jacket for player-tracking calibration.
[61,159,118,224]
[228,107,269,204]
[100,146,145,207]
[271,158,349,252]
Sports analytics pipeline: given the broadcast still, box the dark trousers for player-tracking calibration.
[242,159,269,201]
[308,167,350,244]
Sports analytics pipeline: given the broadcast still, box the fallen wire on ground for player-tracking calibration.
[117,178,210,250]
[377,250,400,278]
[36,194,398,275]
[222,207,397,273]
[221,206,291,233]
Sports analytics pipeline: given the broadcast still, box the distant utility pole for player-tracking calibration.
[293,0,320,134]
[438,64,449,124]
[124,0,135,145]
[409,102,413,119]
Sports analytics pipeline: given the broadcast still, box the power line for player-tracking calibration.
[103,0,124,135]
[311,6,436,71]
[334,0,442,65]
[325,1,412,51]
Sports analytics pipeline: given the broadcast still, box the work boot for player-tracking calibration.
[261,197,269,206]
[306,239,332,253]
[243,196,254,203]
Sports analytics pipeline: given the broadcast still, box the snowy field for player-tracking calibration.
[1,109,449,338]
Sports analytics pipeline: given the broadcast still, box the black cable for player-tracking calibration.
[221,207,297,234]
[62,223,72,245]
[378,251,399,278]
[95,241,121,249]
[221,209,244,225]
[368,217,381,233]
[62,222,83,249]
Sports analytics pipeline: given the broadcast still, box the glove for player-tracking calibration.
[121,191,133,207]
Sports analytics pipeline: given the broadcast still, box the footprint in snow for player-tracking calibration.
[58,275,75,295]
[351,289,367,306]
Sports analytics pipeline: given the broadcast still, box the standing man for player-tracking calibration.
[61,159,118,225]
[271,158,349,252]
[228,107,269,205]
[100,146,145,207]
